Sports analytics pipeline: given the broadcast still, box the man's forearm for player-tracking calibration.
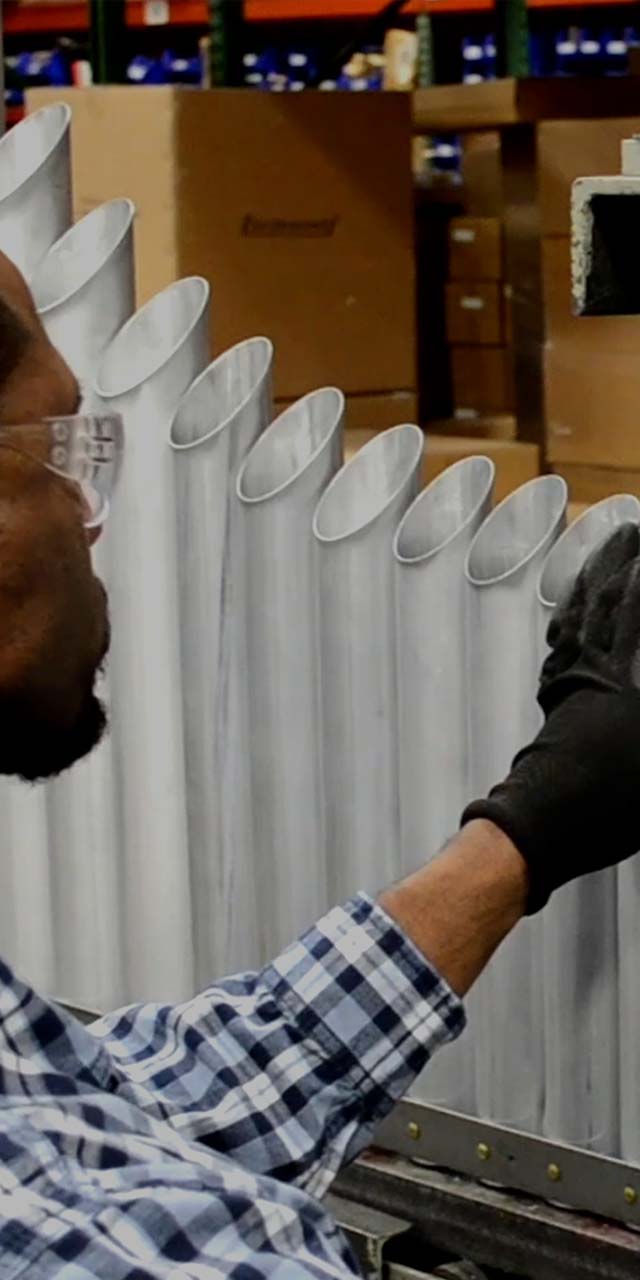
[379,819,528,997]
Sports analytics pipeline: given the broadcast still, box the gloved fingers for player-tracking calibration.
[581,522,640,595]
[539,524,640,709]
[547,523,640,663]
[610,555,640,687]
[542,571,585,687]
[581,553,640,663]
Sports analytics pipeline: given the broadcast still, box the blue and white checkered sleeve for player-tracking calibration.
[92,893,465,1199]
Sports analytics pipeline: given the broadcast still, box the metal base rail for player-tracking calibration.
[334,1150,640,1280]
[372,1100,640,1229]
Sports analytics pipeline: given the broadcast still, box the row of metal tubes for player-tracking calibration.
[1,104,639,1168]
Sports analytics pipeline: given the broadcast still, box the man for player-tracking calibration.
[0,252,108,781]
[0,247,639,1278]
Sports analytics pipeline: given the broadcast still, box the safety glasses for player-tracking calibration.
[0,412,124,528]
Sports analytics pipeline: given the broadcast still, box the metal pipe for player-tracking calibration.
[538,496,640,1155]
[620,868,640,1160]
[0,779,54,991]
[32,198,135,388]
[313,424,424,904]
[29,199,136,1010]
[393,456,495,1114]
[94,277,210,1001]
[170,337,273,983]
[0,103,71,277]
[237,388,344,958]
[465,475,567,1133]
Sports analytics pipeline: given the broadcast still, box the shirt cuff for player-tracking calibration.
[261,892,466,1114]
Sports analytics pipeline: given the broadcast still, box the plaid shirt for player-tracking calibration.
[0,893,464,1279]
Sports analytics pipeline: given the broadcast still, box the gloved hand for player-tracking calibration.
[461,522,640,913]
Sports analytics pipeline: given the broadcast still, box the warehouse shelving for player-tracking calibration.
[246,0,640,13]
[3,1,209,33]
[6,0,640,30]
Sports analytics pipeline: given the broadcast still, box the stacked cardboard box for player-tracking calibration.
[540,117,640,486]
[445,216,515,430]
[540,117,640,481]
[29,86,417,415]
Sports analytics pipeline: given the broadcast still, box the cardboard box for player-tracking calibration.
[28,86,416,401]
[446,281,504,345]
[461,131,503,215]
[451,346,513,414]
[275,390,418,434]
[568,501,590,523]
[543,237,640,467]
[448,217,502,281]
[344,429,539,504]
[538,117,640,236]
[425,435,539,503]
[552,463,640,505]
[545,341,640,468]
[430,413,516,441]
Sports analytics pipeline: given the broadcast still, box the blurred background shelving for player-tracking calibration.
[7,0,640,112]
[9,0,640,485]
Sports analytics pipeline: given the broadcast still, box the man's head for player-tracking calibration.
[0,251,109,781]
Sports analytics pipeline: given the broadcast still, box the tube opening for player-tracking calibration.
[394,456,494,564]
[95,277,209,398]
[0,104,70,201]
[313,424,423,543]
[170,338,273,451]
[32,199,135,312]
[538,495,640,608]
[466,475,567,586]
[238,388,343,503]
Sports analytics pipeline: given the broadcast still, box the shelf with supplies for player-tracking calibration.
[3,1,209,35]
[8,0,640,31]
[245,0,640,15]
[245,0,492,16]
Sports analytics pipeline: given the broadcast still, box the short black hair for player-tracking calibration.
[0,681,107,783]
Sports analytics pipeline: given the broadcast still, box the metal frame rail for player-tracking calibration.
[331,1099,640,1279]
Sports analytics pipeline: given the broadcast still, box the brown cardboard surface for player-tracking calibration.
[344,429,538,504]
[543,237,640,467]
[543,236,640,354]
[552,463,640,504]
[425,435,539,503]
[449,217,502,281]
[413,79,640,133]
[539,117,640,236]
[429,413,516,441]
[446,281,504,345]
[29,86,179,305]
[568,501,590,523]
[461,131,503,216]
[28,86,416,401]
[545,342,640,468]
[275,390,418,433]
[451,345,513,414]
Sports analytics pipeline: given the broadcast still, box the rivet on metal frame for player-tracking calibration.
[407,1121,422,1141]
[624,1186,638,1206]
[476,1143,491,1162]
[547,1164,562,1183]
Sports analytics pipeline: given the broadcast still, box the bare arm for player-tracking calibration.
[379,819,528,997]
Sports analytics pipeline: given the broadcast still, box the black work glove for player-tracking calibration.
[461,522,640,913]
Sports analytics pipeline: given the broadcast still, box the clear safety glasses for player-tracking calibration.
[0,412,124,528]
